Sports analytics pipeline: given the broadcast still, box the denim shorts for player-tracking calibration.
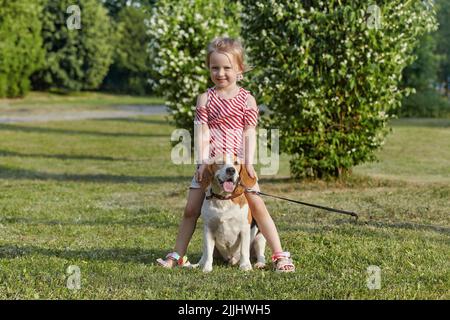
[189,175,202,189]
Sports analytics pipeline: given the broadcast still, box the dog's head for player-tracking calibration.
[200,154,256,195]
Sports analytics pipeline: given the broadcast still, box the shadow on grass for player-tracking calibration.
[0,123,169,138]
[1,215,179,228]
[0,245,230,269]
[390,118,450,128]
[360,219,450,235]
[0,165,188,184]
[0,244,170,264]
[279,216,450,238]
[0,149,134,162]
[94,117,170,126]
[258,177,298,184]
[258,174,410,189]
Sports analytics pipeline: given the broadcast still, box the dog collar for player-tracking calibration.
[206,192,244,201]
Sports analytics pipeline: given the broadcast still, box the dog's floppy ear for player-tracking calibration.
[200,165,213,191]
[240,165,257,188]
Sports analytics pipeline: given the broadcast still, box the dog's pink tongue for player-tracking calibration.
[223,181,234,192]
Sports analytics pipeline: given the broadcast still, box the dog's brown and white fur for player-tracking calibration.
[194,155,266,272]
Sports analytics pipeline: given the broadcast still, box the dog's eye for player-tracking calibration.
[234,161,239,165]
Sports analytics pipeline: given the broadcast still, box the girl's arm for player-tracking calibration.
[194,92,210,165]
[243,95,259,178]
[244,126,256,165]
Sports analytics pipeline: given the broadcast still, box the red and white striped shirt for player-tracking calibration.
[194,87,259,160]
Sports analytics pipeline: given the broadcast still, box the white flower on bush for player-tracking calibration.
[240,0,437,178]
[147,0,240,132]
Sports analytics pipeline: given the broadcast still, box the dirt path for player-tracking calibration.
[0,105,167,123]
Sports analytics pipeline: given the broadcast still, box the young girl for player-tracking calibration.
[157,37,295,272]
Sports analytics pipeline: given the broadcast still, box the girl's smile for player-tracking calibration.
[209,51,242,92]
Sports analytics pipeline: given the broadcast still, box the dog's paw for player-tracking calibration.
[228,257,239,266]
[202,265,213,273]
[254,262,266,269]
[239,263,252,271]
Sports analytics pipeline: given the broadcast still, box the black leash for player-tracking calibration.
[245,189,359,220]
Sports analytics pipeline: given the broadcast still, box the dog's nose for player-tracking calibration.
[226,167,236,175]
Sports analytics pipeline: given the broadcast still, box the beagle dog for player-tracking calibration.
[194,155,266,272]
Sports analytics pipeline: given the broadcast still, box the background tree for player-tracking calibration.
[399,33,449,117]
[0,0,44,98]
[435,0,450,97]
[241,0,437,178]
[399,0,450,117]
[101,0,156,18]
[101,4,154,95]
[403,34,439,93]
[32,0,114,92]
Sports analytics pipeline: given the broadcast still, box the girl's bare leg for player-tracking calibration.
[245,182,295,271]
[158,188,205,267]
[174,188,205,255]
[244,183,283,253]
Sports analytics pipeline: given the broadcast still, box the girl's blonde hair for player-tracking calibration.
[206,37,250,73]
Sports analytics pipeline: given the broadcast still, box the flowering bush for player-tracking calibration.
[147,0,240,134]
[241,0,437,178]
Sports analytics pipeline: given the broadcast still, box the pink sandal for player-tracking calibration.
[272,252,295,273]
[156,252,191,268]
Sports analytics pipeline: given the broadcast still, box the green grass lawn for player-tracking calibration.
[0,114,449,299]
